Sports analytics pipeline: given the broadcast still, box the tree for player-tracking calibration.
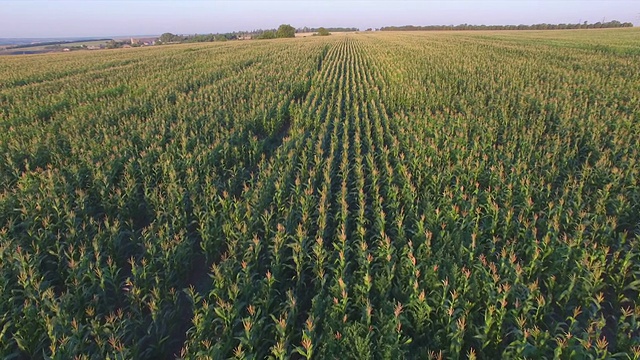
[106,40,120,49]
[258,31,276,40]
[276,24,296,38]
[159,32,182,44]
[316,27,331,36]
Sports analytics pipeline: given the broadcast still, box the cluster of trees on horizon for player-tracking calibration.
[255,24,296,39]
[158,32,237,44]
[157,25,358,44]
[380,20,633,31]
[296,26,358,33]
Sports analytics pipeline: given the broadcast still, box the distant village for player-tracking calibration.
[99,37,160,50]
[0,27,361,55]
[0,36,161,55]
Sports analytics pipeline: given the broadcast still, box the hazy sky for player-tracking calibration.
[1,0,638,38]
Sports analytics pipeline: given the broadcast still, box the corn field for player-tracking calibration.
[1,29,639,359]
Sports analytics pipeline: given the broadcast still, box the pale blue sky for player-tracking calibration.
[1,0,638,38]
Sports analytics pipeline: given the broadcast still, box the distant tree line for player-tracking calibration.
[158,32,236,44]
[8,39,111,49]
[105,40,126,49]
[380,20,633,31]
[158,24,297,44]
[256,24,296,39]
[296,27,359,33]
